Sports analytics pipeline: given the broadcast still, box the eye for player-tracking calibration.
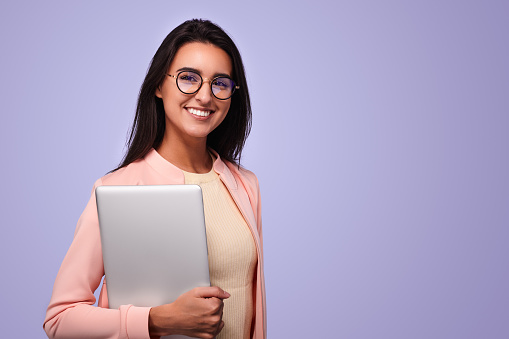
[179,72,200,83]
[213,77,232,89]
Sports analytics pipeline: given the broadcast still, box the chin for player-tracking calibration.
[184,127,215,139]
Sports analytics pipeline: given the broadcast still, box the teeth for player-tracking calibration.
[188,108,211,117]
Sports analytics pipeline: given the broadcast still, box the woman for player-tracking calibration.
[44,19,266,339]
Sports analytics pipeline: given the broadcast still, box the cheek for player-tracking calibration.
[163,90,189,111]
[217,103,231,123]
[220,101,231,115]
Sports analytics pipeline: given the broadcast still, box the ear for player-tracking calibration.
[155,86,163,98]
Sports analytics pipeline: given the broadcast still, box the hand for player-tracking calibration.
[148,286,230,339]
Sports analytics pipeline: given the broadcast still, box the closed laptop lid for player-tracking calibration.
[95,184,211,313]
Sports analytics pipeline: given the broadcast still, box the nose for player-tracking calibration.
[195,79,213,104]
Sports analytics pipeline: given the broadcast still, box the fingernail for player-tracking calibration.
[225,291,231,297]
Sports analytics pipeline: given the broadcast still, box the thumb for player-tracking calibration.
[193,286,231,299]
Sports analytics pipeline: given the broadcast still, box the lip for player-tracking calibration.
[186,107,215,120]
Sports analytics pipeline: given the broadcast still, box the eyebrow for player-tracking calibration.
[176,67,232,78]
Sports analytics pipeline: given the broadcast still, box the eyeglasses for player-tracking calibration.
[167,70,240,100]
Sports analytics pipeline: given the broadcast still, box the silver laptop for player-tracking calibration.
[96,185,210,339]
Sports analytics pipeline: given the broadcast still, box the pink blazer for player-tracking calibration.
[44,149,266,339]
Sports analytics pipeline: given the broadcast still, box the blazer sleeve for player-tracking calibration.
[242,169,266,339]
[253,173,263,250]
[43,179,151,339]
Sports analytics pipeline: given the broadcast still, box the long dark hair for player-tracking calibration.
[114,19,251,171]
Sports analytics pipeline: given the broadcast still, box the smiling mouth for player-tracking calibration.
[187,107,213,117]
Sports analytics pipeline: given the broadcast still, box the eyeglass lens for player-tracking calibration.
[176,71,236,100]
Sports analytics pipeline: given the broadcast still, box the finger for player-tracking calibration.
[204,297,224,314]
[193,286,230,299]
[215,320,225,335]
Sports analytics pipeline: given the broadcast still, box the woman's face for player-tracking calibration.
[156,42,233,144]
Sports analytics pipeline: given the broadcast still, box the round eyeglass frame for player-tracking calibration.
[166,71,240,100]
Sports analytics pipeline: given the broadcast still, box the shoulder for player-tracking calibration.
[92,149,186,189]
[94,157,157,187]
[223,160,260,195]
[237,165,259,190]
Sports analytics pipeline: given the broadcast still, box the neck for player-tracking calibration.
[156,132,212,174]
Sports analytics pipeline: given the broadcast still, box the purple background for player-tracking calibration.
[1,1,508,338]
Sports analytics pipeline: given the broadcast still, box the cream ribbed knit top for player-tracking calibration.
[183,166,257,339]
